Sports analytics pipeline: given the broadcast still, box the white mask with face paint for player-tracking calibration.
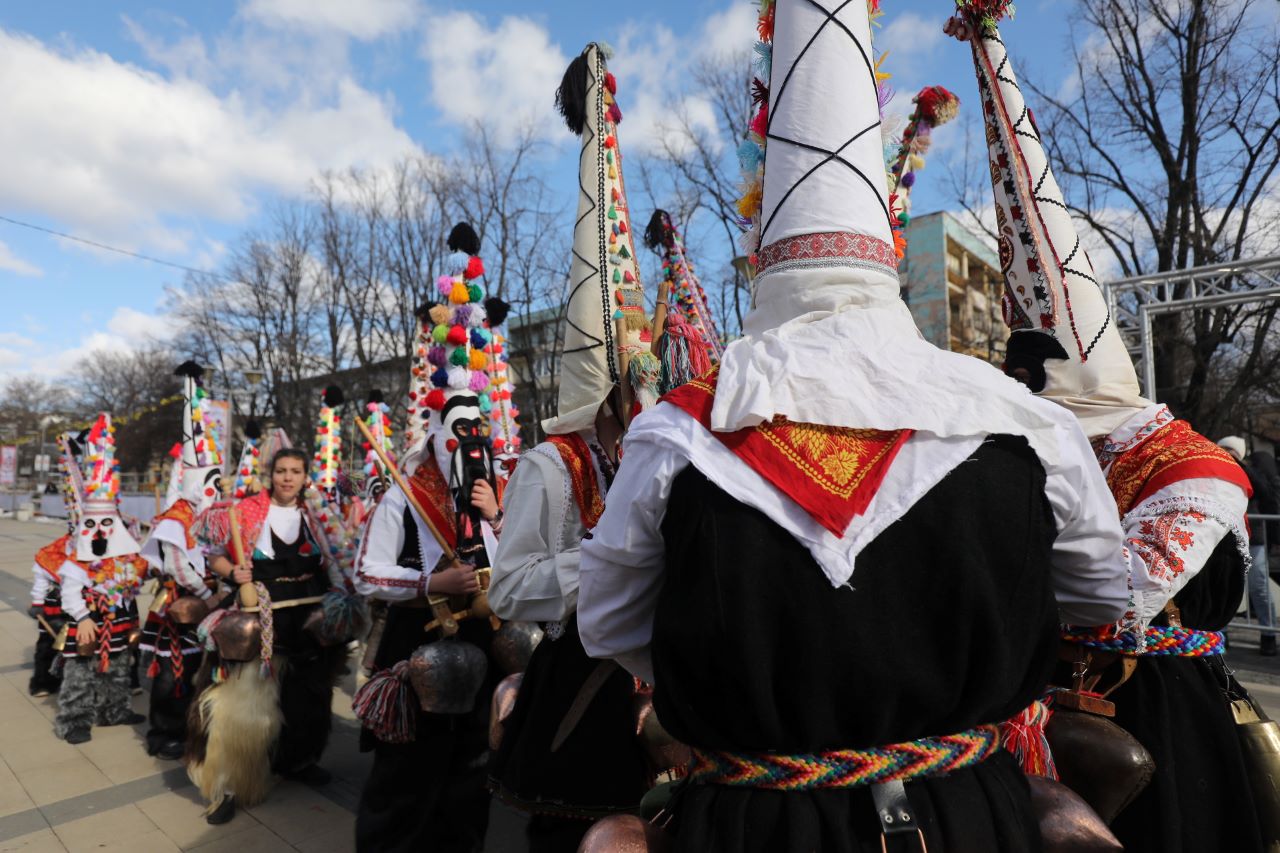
[76,499,141,562]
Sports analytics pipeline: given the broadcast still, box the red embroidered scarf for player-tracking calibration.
[547,433,606,530]
[407,455,459,551]
[154,500,196,549]
[1105,418,1252,517]
[34,535,71,581]
[662,369,913,537]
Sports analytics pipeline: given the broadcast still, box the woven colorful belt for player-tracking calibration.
[1061,625,1225,656]
[687,725,999,790]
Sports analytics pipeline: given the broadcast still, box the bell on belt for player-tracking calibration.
[577,814,671,853]
[210,611,262,662]
[634,693,691,773]
[167,595,209,626]
[489,672,523,750]
[407,640,488,714]
[126,626,144,648]
[1026,775,1122,851]
[491,621,544,675]
[1045,709,1154,824]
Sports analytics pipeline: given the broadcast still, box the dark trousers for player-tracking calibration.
[356,720,491,853]
[145,652,199,754]
[273,646,344,774]
[30,626,64,695]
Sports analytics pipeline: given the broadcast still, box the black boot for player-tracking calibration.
[207,795,236,825]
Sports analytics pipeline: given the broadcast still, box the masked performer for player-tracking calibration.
[945,6,1262,850]
[485,44,657,853]
[190,445,356,825]
[352,223,505,853]
[139,362,222,759]
[577,2,1134,850]
[54,414,147,744]
[27,431,86,697]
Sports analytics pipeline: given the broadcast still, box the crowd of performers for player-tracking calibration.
[22,2,1280,850]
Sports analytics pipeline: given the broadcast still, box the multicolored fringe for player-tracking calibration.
[687,725,999,790]
[884,85,961,257]
[312,387,344,492]
[998,699,1057,779]
[352,661,416,744]
[1061,625,1225,656]
[956,0,1016,35]
[320,589,370,643]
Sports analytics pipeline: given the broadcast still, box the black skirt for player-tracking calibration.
[489,613,650,818]
[651,435,1060,852]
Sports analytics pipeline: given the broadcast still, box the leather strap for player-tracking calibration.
[550,660,619,752]
[872,780,927,851]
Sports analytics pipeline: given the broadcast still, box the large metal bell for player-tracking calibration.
[491,621,544,675]
[577,815,671,853]
[211,611,262,662]
[489,672,524,750]
[634,694,691,773]
[1045,709,1154,824]
[1026,775,1122,852]
[408,640,489,714]
[167,595,209,626]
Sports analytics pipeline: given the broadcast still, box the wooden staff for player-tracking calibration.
[355,417,462,636]
[649,279,671,357]
[227,503,258,608]
[615,317,634,430]
[35,612,58,638]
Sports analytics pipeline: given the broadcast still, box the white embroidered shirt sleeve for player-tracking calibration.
[353,486,434,602]
[489,450,582,623]
[1120,477,1249,629]
[60,561,91,622]
[30,563,50,605]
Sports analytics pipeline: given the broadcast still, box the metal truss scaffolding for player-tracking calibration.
[1104,255,1280,398]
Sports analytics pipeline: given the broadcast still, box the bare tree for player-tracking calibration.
[1023,0,1280,433]
[72,345,181,473]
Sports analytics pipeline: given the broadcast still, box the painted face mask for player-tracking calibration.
[76,499,141,561]
[181,465,224,515]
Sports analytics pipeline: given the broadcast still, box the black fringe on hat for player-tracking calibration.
[323,385,345,407]
[644,210,671,251]
[368,389,385,404]
[555,48,593,135]
[447,223,481,256]
[484,297,511,329]
[174,360,204,379]
[414,302,436,323]
[243,420,263,440]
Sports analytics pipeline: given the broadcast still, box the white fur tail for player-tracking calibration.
[187,664,282,810]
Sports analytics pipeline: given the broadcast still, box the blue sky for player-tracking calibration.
[0,0,1080,380]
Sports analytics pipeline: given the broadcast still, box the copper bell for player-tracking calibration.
[1026,775,1122,852]
[407,640,489,714]
[491,621,544,675]
[167,595,209,626]
[634,694,692,773]
[1045,708,1155,824]
[470,568,494,619]
[489,672,524,751]
[577,814,671,853]
[210,611,262,662]
[126,625,144,648]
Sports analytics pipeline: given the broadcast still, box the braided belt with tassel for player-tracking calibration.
[687,725,999,790]
[1061,625,1225,656]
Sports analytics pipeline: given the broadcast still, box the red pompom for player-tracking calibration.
[168,443,182,459]
[425,389,447,410]
[465,256,485,280]
[604,72,617,94]
[446,439,459,452]
[447,325,468,345]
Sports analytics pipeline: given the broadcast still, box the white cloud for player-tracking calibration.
[241,0,420,41]
[0,332,37,349]
[0,240,42,277]
[0,27,419,258]
[420,12,568,144]
[697,3,758,61]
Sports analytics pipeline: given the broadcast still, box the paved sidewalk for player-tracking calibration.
[0,518,365,853]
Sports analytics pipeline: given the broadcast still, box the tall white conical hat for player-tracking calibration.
[74,413,141,562]
[957,3,1149,436]
[174,361,224,513]
[542,43,654,435]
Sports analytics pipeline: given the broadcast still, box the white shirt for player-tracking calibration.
[254,504,302,559]
[488,436,608,623]
[30,562,56,606]
[140,513,212,600]
[578,401,1131,682]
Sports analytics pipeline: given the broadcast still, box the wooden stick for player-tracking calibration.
[355,416,456,561]
[227,503,258,608]
[615,317,634,430]
[649,279,671,357]
[35,612,57,638]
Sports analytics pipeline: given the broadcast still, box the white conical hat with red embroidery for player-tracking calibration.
[231,421,264,499]
[313,386,345,492]
[482,297,522,477]
[542,43,655,435]
[956,0,1149,437]
[704,0,1063,461]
